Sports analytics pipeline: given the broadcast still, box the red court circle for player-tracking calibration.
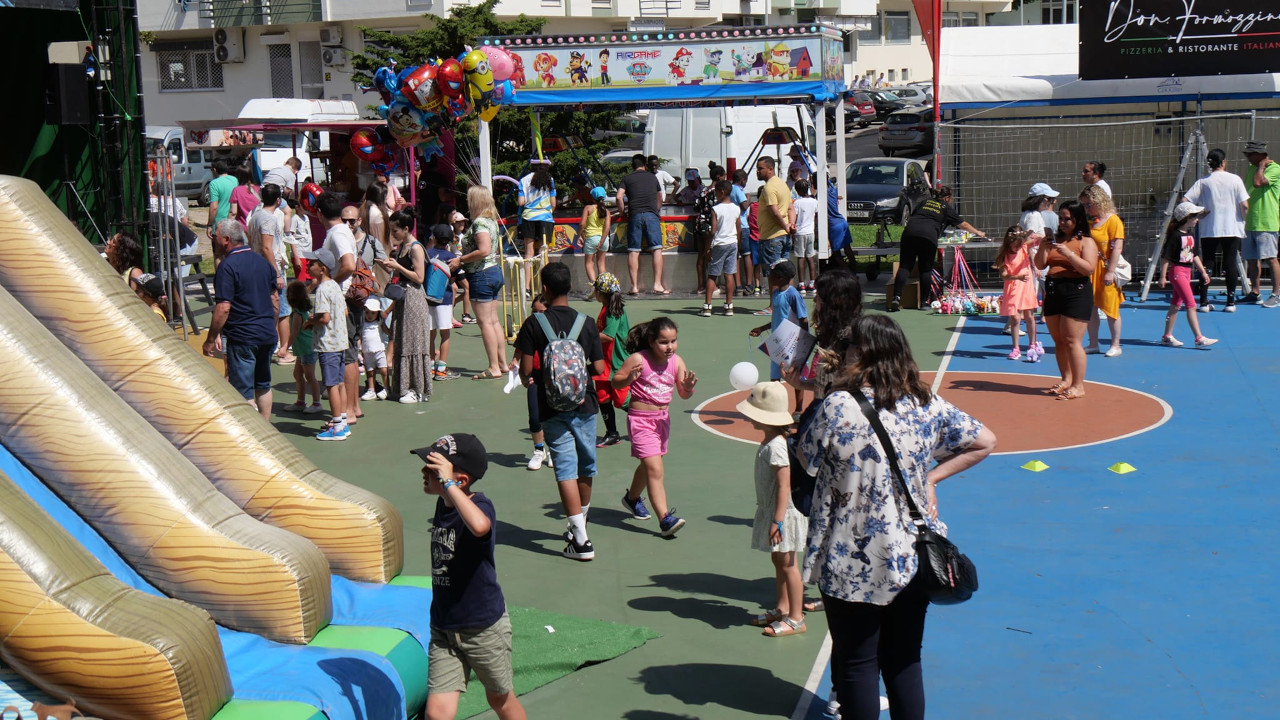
[692,371,1171,455]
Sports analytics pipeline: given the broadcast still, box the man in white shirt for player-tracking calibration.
[647,154,676,202]
[1182,147,1250,311]
[1082,160,1112,197]
[262,158,301,198]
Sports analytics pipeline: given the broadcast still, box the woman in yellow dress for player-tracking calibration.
[1080,185,1125,357]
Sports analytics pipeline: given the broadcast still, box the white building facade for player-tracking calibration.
[137,0,1074,126]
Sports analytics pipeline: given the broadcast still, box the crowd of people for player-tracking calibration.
[107,135,1280,720]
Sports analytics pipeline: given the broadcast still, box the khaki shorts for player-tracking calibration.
[428,613,514,696]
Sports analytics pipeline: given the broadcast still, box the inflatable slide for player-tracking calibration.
[0,176,431,720]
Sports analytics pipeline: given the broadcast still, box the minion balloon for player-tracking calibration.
[463,49,495,112]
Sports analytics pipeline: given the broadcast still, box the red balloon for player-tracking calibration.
[437,58,465,98]
[299,183,323,216]
[350,128,391,163]
[401,64,439,110]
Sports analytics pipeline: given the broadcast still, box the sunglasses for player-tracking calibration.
[343,218,359,225]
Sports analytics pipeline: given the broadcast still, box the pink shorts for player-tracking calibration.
[627,409,669,460]
[1169,265,1197,310]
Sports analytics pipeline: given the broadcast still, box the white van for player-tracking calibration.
[145,126,209,199]
[644,105,817,194]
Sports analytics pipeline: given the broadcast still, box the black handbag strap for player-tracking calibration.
[853,391,927,527]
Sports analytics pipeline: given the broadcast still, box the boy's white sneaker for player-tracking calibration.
[360,389,377,401]
[376,388,388,400]
[527,447,547,471]
[399,391,419,404]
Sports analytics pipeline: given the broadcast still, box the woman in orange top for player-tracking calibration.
[1080,185,1125,357]
[1034,200,1099,400]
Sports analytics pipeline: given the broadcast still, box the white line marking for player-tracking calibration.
[931,315,966,395]
[789,631,832,720]
[690,392,759,446]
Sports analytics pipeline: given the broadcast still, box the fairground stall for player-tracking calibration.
[476,25,848,288]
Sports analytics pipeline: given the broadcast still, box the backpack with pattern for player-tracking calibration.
[534,311,590,412]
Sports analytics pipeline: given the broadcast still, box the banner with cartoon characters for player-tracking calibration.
[481,25,844,107]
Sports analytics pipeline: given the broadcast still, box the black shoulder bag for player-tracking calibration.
[854,392,978,606]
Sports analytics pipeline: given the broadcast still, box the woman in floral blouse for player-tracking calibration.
[799,314,996,720]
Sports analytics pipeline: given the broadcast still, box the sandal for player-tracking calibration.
[1047,382,1067,395]
[1057,388,1086,400]
[762,617,806,637]
[749,608,784,627]
[472,369,504,380]
[803,599,824,613]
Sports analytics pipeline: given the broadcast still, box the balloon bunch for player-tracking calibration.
[358,46,518,166]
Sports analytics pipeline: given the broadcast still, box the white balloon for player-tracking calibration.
[729,362,759,391]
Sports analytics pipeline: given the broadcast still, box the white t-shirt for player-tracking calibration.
[654,169,676,202]
[323,223,358,291]
[712,201,741,246]
[361,315,386,353]
[1018,209,1046,239]
[313,279,349,353]
[794,196,818,235]
[1094,178,1112,197]
[246,206,282,259]
[1184,171,1249,238]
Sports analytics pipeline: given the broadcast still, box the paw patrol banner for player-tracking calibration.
[482,25,844,107]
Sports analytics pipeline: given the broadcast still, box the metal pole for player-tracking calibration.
[1140,129,1202,301]
[816,96,829,261]
[479,120,494,189]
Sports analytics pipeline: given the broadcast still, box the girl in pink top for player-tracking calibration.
[612,317,698,538]
[996,226,1041,361]
[229,168,261,228]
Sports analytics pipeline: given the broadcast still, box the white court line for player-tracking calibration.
[788,632,832,720]
[931,314,966,395]
[690,392,760,446]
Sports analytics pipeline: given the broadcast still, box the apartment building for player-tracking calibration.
[138,0,1071,125]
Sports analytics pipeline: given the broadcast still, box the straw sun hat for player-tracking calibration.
[736,382,795,426]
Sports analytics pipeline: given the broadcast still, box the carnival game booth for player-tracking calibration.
[478,25,848,289]
[935,20,1280,286]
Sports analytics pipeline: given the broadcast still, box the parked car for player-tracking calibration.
[886,85,932,106]
[866,91,907,122]
[844,157,932,225]
[824,97,875,130]
[878,109,936,156]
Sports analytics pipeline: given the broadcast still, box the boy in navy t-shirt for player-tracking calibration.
[412,433,526,720]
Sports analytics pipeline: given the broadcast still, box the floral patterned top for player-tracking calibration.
[798,388,983,606]
[460,217,502,274]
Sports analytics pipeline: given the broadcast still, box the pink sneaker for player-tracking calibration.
[1007,348,1022,360]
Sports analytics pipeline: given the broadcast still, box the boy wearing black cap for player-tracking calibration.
[412,434,526,720]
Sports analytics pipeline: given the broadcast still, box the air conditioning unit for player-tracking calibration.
[322,47,347,69]
[212,27,245,63]
[319,26,343,46]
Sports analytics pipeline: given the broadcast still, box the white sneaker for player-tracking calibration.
[399,391,419,404]
[360,389,377,401]
[1104,346,1123,357]
[376,388,388,400]
[527,447,547,471]
[1196,336,1219,347]
[1224,303,1237,313]
[1264,294,1280,309]
[1198,304,1213,313]
[1161,335,1184,347]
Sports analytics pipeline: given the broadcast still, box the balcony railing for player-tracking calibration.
[207,0,321,27]
[638,0,682,16]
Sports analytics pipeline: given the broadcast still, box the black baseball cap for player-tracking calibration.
[410,433,489,480]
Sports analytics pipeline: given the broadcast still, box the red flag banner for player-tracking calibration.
[912,0,939,61]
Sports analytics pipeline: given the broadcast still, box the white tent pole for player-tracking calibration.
[479,120,493,189]
[816,98,829,261]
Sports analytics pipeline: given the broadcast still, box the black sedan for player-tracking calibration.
[844,157,932,225]
[866,91,907,122]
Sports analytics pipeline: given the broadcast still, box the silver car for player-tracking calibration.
[878,109,936,157]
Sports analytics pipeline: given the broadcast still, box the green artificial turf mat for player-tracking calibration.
[210,699,326,720]
[310,624,430,715]
[456,606,659,719]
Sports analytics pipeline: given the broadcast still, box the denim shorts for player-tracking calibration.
[759,238,784,273]
[707,243,738,278]
[277,289,291,319]
[225,341,275,398]
[541,411,598,482]
[582,234,604,255]
[1243,230,1278,261]
[298,351,318,366]
[319,351,345,388]
[466,265,504,303]
[627,211,662,252]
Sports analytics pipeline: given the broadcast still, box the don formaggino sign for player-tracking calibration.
[1080,0,1280,80]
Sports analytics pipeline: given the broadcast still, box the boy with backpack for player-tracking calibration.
[514,262,607,561]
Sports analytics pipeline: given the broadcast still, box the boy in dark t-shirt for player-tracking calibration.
[412,433,526,720]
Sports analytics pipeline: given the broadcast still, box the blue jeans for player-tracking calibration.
[542,411,598,482]
[627,211,662,252]
[226,341,274,398]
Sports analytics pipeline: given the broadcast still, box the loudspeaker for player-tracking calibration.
[46,63,90,125]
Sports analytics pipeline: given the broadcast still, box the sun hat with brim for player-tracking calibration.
[1172,201,1208,223]
[736,381,795,427]
[1244,140,1268,155]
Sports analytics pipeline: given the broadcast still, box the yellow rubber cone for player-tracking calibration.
[1021,460,1050,472]
[1108,462,1137,474]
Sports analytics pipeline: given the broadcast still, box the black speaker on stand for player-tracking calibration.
[46,63,91,126]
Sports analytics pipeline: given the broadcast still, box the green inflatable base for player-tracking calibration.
[210,699,325,720]
[310,624,430,717]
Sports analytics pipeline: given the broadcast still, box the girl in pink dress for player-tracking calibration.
[997,226,1041,361]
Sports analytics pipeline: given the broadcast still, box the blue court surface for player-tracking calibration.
[798,292,1278,719]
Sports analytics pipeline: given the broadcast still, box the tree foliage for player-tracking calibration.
[351,0,626,199]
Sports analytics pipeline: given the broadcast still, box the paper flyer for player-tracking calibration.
[758,317,816,369]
